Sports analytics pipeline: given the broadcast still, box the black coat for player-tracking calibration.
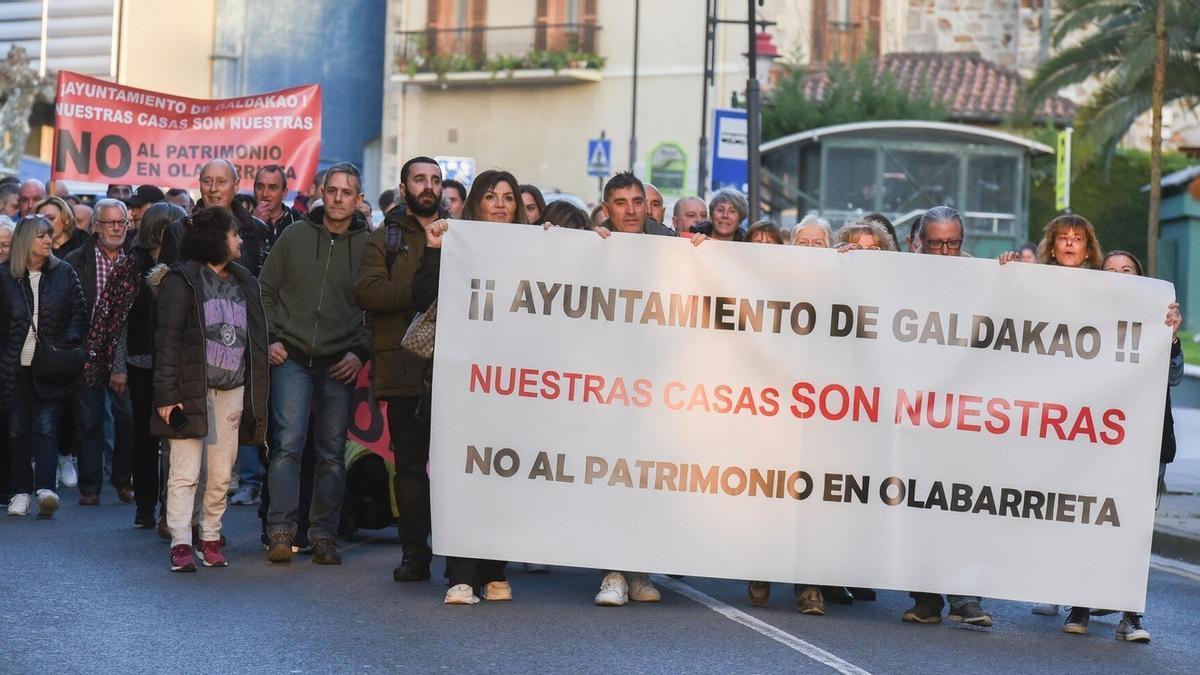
[151,260,269,444]
[0,258,88,406]
[63,233,133,314]
[125,246,169,360]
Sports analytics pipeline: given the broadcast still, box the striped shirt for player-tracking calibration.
[20,271,41,367]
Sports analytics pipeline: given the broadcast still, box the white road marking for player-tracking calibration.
[1150,554,1200,582]
[653,575,872,675]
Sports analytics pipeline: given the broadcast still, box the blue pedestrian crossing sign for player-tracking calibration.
[587,138,612,177]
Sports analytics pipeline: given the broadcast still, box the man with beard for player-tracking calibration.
[354,156,442,582]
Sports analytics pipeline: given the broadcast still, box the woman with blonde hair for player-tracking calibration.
[832,220,897,251]
[1,216,87,517]
[1035,214,1103,268]
[37,195,88,259]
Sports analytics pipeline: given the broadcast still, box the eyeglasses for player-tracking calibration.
[95,219,129,229]
[923,239,963,251]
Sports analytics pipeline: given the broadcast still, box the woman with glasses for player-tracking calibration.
[832,220,898,252]
[791,215,833,248]
[1,216,87,517]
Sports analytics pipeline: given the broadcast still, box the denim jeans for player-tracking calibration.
[235,444,264,490]
[267,358,352,541]
[74,380,131,496]
[9,368,63,494]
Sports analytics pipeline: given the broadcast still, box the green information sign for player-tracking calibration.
[648,142,688,196]
[1055,128,1072,212]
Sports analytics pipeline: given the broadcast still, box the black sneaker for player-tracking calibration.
[393,554,431,582]
[902,598,943,624]
[1063,606,1090,634]
[133,511,155,529]
[1115,612,1151,643]
[311,537,342,565]
[948,601,993,627]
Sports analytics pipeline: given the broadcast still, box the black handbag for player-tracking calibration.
[23,276,84,384]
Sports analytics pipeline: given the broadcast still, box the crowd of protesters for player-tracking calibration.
[0,155,1181,645]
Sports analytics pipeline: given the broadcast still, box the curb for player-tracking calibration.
[1152,525,1200,566]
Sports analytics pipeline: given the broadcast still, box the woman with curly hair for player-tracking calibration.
[153,206,268,572]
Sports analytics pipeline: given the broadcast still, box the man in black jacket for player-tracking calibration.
[172,159,271,276]
[64,198,137,505]
[252,164,302,247]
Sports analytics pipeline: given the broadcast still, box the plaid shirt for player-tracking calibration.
[94,244,126,314]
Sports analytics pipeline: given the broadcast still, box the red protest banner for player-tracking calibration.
[51,71,321,191]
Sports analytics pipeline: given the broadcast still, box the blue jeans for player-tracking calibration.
[235,445,263,489]
[74,380,131,496]
[9,368,63,493]
[266,358,352,541]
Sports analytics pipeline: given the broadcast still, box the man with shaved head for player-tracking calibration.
[643,183,665,225]
[173,159,270,275]
[671,196,708,236]
[73,203,93,234]
[18,178,46,216]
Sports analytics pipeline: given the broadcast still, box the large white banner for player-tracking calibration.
[429,221,1174,611]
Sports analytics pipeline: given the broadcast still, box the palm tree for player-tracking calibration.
[1025,0,1200,275]
[1027,0,1200,163]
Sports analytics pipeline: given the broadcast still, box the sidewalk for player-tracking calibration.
[1154,408,1200,564]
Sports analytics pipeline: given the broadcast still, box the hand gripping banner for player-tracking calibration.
[430,221,1174,612]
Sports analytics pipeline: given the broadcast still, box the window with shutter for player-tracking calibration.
[810,0,879,64]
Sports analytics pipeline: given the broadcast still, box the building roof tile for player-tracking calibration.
[797,51,1076,124]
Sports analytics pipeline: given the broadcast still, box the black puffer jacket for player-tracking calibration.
[126,246,172,361]
[151,260,269,444]
[0,258,88,406]
[169,201,271,277]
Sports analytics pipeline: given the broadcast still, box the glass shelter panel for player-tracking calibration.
[880,149,959,213]
[966,155,1018,216]
[824,147,876,212]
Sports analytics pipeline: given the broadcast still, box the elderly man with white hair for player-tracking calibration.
[64,198,140,506]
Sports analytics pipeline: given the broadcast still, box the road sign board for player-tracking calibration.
[588,138,612,177]
[712,108,748,193]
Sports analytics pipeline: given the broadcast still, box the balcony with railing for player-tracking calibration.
[392,23,605,87]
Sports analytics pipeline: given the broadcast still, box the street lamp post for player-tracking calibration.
[746,0,760,223]
[630,0,640,173]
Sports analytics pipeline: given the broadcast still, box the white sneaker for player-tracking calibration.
[227,475,240,495]
[483,581,513,601]
[229,484,260,505]
[627,572,661,602]
[7,493,32,516]
[57,455,78,488]
[35,489,60,519]
[444,583,480,605]
[1031,603,1060,616]
[594,571,629,606]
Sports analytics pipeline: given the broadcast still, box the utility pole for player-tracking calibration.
[697,0,716,195]
[746,0,761,223]
[629,0,640,172]
[704,2,772,217]
[1147,0,1168,277]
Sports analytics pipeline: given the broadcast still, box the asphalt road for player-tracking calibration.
[2,490,1198,674]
